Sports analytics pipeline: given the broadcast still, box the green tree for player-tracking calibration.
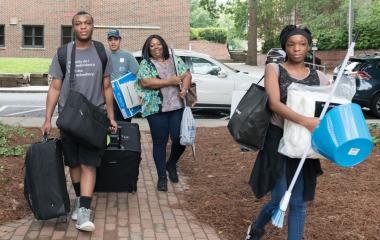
[199,0,256,64]
[297,0,348,50]
[195,0,380,54]
[199,0,221,19]
[297,0,380,50]
[191,0,218,28]
[257,0,296,52]
[223,0,249,39]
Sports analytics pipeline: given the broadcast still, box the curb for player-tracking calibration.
[0,86,49,93]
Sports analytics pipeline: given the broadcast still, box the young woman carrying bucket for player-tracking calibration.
[246,25,330,240]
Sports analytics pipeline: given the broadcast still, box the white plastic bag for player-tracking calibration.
[278,76,355,158]
[180,106,196,146]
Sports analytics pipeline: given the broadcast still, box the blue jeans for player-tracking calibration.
[254,160,307,240]
[147,109,186,178]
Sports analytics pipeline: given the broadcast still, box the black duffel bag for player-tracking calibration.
[227,76,271,151]
[56,43,109,149]
[56,90,110,149]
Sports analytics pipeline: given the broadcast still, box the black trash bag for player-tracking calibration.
[228,78,271,151]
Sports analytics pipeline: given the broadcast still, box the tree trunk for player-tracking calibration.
[246,0,258,66]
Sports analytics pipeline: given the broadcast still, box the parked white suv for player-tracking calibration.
[133,49,260,109]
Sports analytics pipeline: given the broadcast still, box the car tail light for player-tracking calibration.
[356,70,371,80]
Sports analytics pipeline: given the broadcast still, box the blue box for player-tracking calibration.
[111,72,141,119]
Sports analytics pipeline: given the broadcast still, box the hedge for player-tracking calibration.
[190,28,227,44]
[190,28,199,40]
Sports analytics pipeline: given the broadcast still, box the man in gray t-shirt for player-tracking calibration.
[41,11,117,233]
[107,29,140,122]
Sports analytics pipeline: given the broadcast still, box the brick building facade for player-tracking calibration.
[0,0,190,58]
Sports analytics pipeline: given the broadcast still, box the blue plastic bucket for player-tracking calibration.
[311,103,373,167]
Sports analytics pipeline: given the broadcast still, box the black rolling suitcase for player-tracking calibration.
[24,136,70,220]
[94,122,141,192]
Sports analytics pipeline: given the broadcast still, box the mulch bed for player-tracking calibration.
[0,127,59,225]
[178,127,380,240]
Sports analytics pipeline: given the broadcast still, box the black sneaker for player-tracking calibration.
[166,165,179,183]
[245,223,264,240]
[157,177,168,191]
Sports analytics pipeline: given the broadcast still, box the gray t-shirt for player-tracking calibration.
[151,58,183,112]
[110,49,139,80]
[49,42,112,111]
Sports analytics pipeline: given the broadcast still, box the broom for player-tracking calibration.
[271,33,360,228]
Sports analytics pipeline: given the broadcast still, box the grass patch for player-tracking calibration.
[369,123,380,145]
[0,123,32,157]
[0,57,51,74]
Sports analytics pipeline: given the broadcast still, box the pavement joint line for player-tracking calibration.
[4,107,46,117]
[1,105,46,108]
[0,106,7,112]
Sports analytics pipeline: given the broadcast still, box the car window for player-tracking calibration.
[267,49,285,57]
[179,56,189,69]
[353,62,365,72]
[190,57,220,75]
[363,61,380,77]
[219,61,239,72]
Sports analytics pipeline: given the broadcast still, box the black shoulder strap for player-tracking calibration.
[92,40,107,75]
[57,44,68,80]
[58,41,107,81]
[69,43,76,89]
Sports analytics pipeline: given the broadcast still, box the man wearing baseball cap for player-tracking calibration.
[107,29,140,122]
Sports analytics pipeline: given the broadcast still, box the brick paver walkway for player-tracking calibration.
[0,133,221,240]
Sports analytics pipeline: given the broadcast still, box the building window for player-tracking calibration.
[23,25,44,48]
[0,25,4,47]
[61,26,74,45]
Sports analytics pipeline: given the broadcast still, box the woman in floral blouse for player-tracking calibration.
[135,34,192,191]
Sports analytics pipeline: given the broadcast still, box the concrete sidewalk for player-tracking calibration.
[0,118,223,240]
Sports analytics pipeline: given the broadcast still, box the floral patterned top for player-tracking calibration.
[135,56,188,117]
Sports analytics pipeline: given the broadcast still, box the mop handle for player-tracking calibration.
[171,47,179,76]
[318,33,359,120]
[285,34,359,194]
[170,47,188,106]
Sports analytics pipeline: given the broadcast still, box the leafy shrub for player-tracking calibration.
[190,28,199,40]
[0,124,30,157]
[227,39,247,51]
[262,37,281,53]
[354,20,380,50]
[368,124,380,145]
[193,28,227,44]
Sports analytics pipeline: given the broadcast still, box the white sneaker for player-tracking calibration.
[75,207,95,232]
[71,197,80,221]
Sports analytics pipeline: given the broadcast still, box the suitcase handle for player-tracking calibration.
[43,133,48,142]
[118,126,122,146]
[114,126,124,149]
